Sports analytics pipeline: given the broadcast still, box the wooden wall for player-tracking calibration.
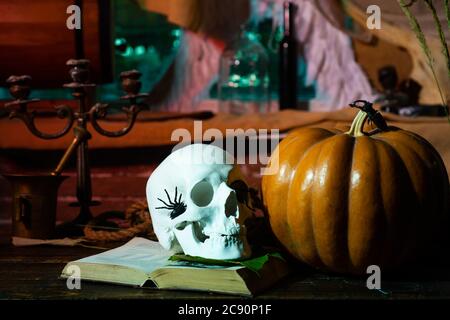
[0,0,113,88]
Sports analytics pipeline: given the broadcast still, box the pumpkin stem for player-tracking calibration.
[346,110,368,137]
[346,100,388,136]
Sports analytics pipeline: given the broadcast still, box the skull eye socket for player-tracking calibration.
[190,180,214,207]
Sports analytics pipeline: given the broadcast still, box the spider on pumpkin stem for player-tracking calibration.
[155,187,187,219]
[349,100,388,131]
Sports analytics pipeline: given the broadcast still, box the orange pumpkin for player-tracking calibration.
[262,106,450,274]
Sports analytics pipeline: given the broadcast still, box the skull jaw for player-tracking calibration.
[173,223,252,260]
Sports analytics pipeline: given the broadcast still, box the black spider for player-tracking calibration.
[155,187,187,219]
[349,100,388,131]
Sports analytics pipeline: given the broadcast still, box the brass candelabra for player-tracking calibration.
[3,59,149,233]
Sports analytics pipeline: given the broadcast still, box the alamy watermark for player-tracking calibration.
[66,5,81,30]
[65,264,81,290]
[366,265,381,290]
[171,121,280,175]
[366,5,381,30]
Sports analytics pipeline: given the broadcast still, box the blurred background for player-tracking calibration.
[1,0,449,112]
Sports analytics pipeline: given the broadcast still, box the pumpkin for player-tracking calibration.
[261,103,450,274]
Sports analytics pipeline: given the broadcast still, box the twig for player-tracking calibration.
[398,0,450,124]
[445,0,450,31]
[424,0,450,79]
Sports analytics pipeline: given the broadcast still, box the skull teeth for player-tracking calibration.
[204,226,241,238]
[204,234,241,247]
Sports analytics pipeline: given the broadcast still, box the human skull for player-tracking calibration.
[146,144,252,260]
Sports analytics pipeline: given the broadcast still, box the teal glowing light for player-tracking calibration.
[171,29,182,38]
[123,46,134,57]
[230,74,241,82]
[247,31,259,42]
[172,39,181,49]
[115,38,126,46]
[134,45,146,56]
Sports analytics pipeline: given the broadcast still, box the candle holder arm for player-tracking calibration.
[5,101,74,140]
[88,103,144,138]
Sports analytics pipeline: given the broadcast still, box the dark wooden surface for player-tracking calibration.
[1,227,450,301]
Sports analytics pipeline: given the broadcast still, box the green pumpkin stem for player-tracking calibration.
[346,110,369,137]
[347,100,389,136]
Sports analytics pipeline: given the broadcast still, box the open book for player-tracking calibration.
[60,237,290,296]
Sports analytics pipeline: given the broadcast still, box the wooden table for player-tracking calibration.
[2,231,450,302]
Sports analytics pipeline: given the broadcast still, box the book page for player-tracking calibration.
[76,237,172,274]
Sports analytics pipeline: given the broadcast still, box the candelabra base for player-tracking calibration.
[55,207,95,237]
[55,221,85,237]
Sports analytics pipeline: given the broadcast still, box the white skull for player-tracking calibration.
[146,144,252,260]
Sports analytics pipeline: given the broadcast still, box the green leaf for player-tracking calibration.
[169,254,240,267]
[168,252,285,275]
[239,255,270,274]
